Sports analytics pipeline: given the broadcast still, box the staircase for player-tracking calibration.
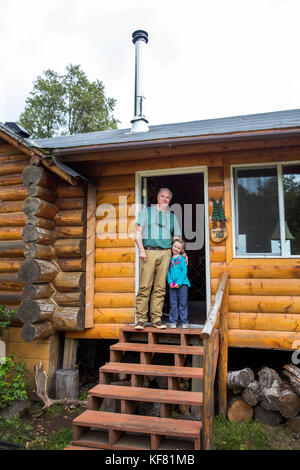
[65,325,219,451]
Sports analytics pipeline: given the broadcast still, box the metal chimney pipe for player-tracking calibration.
[131,30,149,133]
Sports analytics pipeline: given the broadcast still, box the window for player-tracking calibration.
[233,163,300,257]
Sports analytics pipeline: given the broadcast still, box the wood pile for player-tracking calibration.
[226,364,300,429]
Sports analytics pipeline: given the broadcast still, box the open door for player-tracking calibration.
[140,172,206,326]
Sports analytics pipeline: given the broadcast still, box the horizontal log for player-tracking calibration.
[53,239,85,258]
[0,185,28,201]
[0,160,28,176]
[0,291,23,306]
[0,259,22,272]
[0,273,24,291]
[22,197,57,219]
[27,185,57,203]
[94,308,135,324]
[95,247,135,263]
[0,227,23,241]
[56,183,84,198]
[18,298,57,324]
[53,307,84,330]
[19,259,59,283]
[52,272,85,292]
[22,226,55,245]
[96,189,135,206]
[94,277,135,293]
[94,293,135,308]
[26,215,56,231]
[96,203,133,219]
[57,258,85,272]
[54,209,85,226]
[24,243,54,260]
[0,174,23,187]
[0,212,26,227]
[96,175,135,191]
[228,313,300,332]
[95,235,135,248]
[0,240,25,258]
[211,262,300,279]
[21,321,56,342]
[55,226,85,239]
[95,263,134,278]
[0,200,23,213]
[229,295,300,314]
[56,197,84,210]
[211,278,300,296]
[66,323,124,339]
[23,283,55,299]
[53,291,85,307]
[22,165,58,191]
[228,329,300,349]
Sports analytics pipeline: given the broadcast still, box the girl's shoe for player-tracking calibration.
[182,323,189,329]
[169,323,177,329]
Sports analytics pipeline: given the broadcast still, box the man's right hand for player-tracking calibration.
[140,249,147,262]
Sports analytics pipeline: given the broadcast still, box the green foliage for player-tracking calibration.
[0,354,29,408]
[0,415,33,447]
[214,415,270,450]
[42,426,73,450]
[0,305,16,339]
[19,64,118,139]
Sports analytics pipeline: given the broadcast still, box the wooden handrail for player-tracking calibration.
[201,271,229,450]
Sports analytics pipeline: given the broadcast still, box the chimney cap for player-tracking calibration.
[132,30,148,44]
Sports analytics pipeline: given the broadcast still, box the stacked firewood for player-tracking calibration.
[226,364,300,431]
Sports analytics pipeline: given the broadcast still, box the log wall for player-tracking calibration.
[66,139,300,348]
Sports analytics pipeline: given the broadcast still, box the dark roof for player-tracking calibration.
[32,108,300,150]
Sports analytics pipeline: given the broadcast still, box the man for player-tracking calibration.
[134,188,183,330]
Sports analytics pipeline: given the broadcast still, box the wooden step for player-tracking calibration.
[111,342,204,355]
[73,410,201,450]
[88,384,203,414]
[100,362,203,389]
[120,325,203,334]
[119,325,205,346]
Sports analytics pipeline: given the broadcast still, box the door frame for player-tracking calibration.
[135,166,211,327]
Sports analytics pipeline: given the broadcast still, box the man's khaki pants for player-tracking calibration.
[135,249,171,325]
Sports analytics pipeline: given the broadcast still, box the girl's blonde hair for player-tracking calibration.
[172,238,185,252]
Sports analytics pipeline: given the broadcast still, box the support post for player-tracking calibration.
[218,279,229,415]
[63,337,78,369]
[202,335,215,450]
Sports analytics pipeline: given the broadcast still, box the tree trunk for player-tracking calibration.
[23,197,57,219]
[21,321,56,341]
[227,368,255,391]
[280,383,300,419]
[22,165,58,191]
[22,225,55,245]
[258,367,282,411]
[19,259,59,283]
[18,298,57,324]
[283,364,300,396]
[242,380,260,407]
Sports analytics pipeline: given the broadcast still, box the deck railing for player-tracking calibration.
[200,271,229,450]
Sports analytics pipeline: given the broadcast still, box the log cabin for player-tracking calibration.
[2,30,300,450]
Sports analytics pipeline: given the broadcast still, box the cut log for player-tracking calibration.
[22,165,58,191]
[23,283,55,299]
[22,225,55,245]
[0,240,25,258]
[27,185,57,203]
[24,243,54,260]
[54,209,85,226]
[227,397,254,422]
[227,367,255,390]
[52,307,84,331]
[283,364,300,396]
[53,291,84,307]
[56,369,79,399]
[26,215,56,231]
[280,383,300,419]
[53,239,85,258]
[52,271,85,292]
[242,381,260,407]
[18,298,57,324]
[258,367,282,411]
[21,321,56,341]
[254,404,283,426]
[287,415,300,433]
[19,259,59,283]
[22,197,57,219]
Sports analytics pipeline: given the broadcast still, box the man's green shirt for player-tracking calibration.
[136,206,181,249]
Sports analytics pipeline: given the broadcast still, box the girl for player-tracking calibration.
[167,238,191,328]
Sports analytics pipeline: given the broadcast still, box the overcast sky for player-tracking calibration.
[1,0,300,131]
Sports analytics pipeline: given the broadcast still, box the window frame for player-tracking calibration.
[231,160,300,259]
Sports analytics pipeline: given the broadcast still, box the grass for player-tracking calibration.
[214,415,271,450]
[0,416,33,447]
[41,427,73,450]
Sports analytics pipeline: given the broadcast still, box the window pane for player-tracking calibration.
[236,167,279,254]
[283,165,300,255]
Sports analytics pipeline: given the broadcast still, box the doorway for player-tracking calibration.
[135,169,210,326]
